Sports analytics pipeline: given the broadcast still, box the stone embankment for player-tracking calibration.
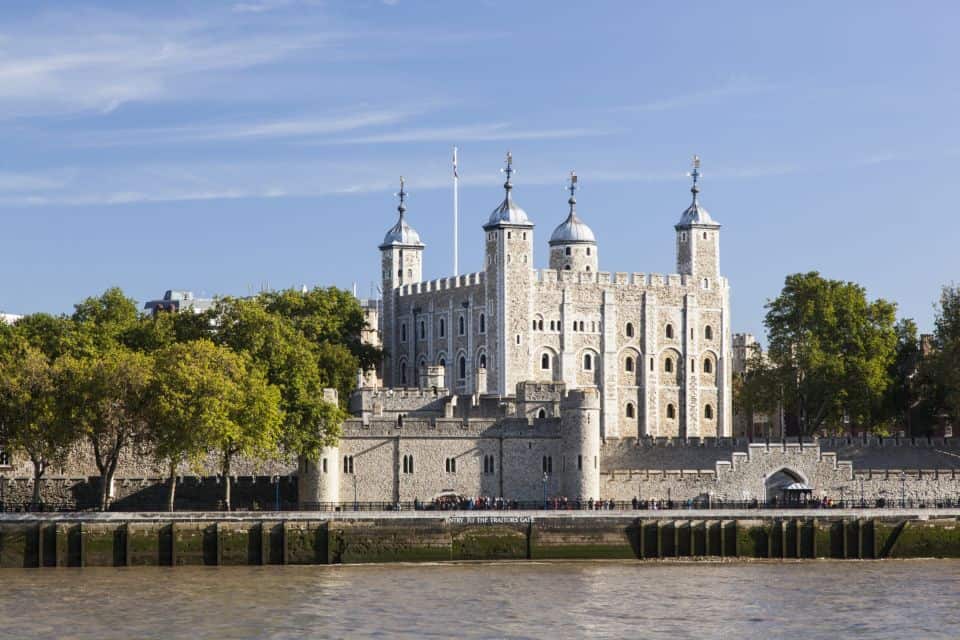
[1,510,959,567]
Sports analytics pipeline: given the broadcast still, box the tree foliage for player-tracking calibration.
[762,272,898,435]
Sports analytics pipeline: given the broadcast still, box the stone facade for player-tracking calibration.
[378,156,732,440]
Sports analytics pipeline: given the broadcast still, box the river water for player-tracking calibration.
[0,561,956,639]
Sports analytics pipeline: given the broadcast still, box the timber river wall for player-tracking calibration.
[2,511,960,566]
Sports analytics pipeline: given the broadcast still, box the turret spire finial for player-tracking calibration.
[501,151,514,199]
[688,155,701,204]
[397,176,407,216]
[568,170,578,214]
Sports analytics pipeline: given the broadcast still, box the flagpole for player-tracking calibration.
[453,146,460,276]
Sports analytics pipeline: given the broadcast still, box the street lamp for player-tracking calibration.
[859,478,865,507]
[353,474,359,512]
[900,471,906,508]
[542,472,548,509]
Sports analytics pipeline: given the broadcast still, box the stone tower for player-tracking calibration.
[297,389,341,508]
[483,152,534,396]
[549,171,598,273]
[560,388,601,500]
[379,178,424,387]
[675,156,721,283]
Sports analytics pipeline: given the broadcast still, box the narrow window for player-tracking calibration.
[691,359,696,373]
[705,325,713,340]
[625,357,634,373]
[438,357,446,367]
[703,358,713,374]
[705,404,714,420]
[397,414,404,428]
[541,353,551,370]
[586,247,592,256]
[626,322,635,338]
[650,358,654,371]
[400,362,408,385]
[537,408,546,419]
[409,455,414,474]
[322,458,328,473]
[664,357,673,373]
[533,319,538,331]
[665,324,674,339]
[538,319,544,331]
[439,317,446,337]
[583,353,592,370]
[579,321,585,331]
[479,313,486,333]
[401,323,407,342]
[479,353,487,369]
[451,458,456,473]
[703,231,708,240]
[626,403,635,418]
[565,246,571,256]
[458,315,465,335]
[458,356,466,380]
[577,455,583,471]
[419,321,425,340]
[508,231,512,239]
[516,334,521,345]
[667,404,676,419]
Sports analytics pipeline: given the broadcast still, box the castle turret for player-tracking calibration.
[379,178,424,386]
[297,389,341,508]
[676,156,721,282]
[549,171,598,272]
[484,152,534,395]
[560,387,601,500]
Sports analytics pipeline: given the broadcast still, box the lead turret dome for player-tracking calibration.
[379,178,424,249]
[549,211,595,245]
[483,152,534,229]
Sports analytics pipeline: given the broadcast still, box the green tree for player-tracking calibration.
[733,344,782,438]
[11,313,78,360]
[764,272,898,436]
[0,338,77,505]
[930,284,960,423]
[57,348,154,511]
[71,287,139,354]
[211,297,344,461]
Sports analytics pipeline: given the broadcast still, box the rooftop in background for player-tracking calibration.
[143,290,215,315]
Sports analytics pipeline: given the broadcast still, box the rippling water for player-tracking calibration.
[1,561,957,639]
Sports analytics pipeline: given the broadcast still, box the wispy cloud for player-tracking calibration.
[330,122,620,145]
[617,77,781,113]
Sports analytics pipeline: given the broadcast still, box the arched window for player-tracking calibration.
[586,247,592,256]
[538,319,544,331]
[419,321,425,340]
[583,353,593,370]
[664,357,673,373]
[537,408,546,419]
[541,353,551,370]
[705,404,714,420]
[703,358,713,374]
[533,319,538,330]
[704,325,713,340]
[564,265,571,271]
[626,322,635,338]
[565,246,571,256]
[665,324,674,339]
[479,313,485,333]
[625,403,635,419]
[400,361,408,385]
[625,356,634,372]
[401,323,407,342]
[479,353,487,369]
[666,404,676,419]
[439,317,446,337]
[438,357,446,367]
[458,315,465,335]
[458,356,466,380]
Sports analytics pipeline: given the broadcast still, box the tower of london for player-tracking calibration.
[300,154,735,505]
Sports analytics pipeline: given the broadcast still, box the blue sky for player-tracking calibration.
[0,1,957,340]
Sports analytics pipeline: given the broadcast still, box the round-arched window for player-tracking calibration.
[666,404,676,419]
[704,404,714,420]
[625,357,634,372]
[626,322,635,338]
[625,403,635,419]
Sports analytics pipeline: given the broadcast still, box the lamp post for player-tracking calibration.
[274,476,280,512]
[542,472,548,509]
[353,474,359,512]
[900,471,906,508]
[859,478,865,508]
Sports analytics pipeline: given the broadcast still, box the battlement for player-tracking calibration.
[341,415,563,439]
[397,272,484,297]
[532,269,726,290]
[561,386,601,410]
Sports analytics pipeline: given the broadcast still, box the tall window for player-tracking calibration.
[626,322,635,338]
[479,313,486,333]
[537,408,547,419]
[626,403,635,418]
[577,455,583,471]
[401,323,407,342]
[419,321,425,340]
[458,356,466,380]
[665,324,674,339]
[445,457,457,473]
[625,357,634,372]
[439,317,446,338]
[704,325,713,340]
[664,357,673,373]
[400,361,408,385]
[483,455,495,474]
[343,455,354,473]
[542,456,553,473]
[479,353,487,369]
[666,404,676,419]
[704,404,714,420]
[402,454,414,474]
[541,353,551,370]
[583,353,593,370]
[703,358,713,374]
[565,246,571,256]
[458,315,465,335]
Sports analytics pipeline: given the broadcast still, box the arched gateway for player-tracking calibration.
[764,468,813,504]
